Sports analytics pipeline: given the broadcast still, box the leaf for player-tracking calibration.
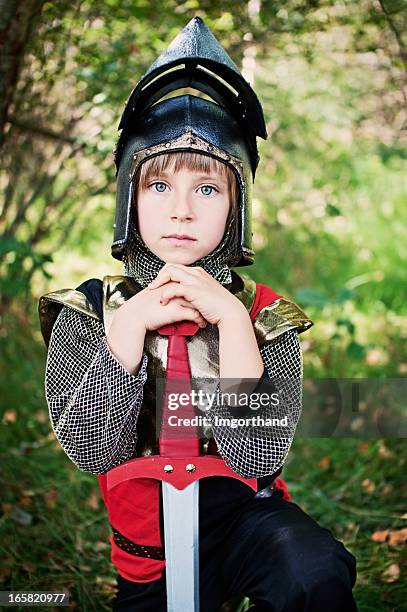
[357,442,370,454]
[361,478,376,493]
[381,563,400,583]
[381,484,393,496]
[336,318,355,335]
[19,496,34,509]
[388,528,407,546]
[346,341,366,360]
[371,528,407,546]
[35,409,48,423]
[333,288,354,304]
[318,456,330,469]
[86,490,100,510]
[377,441,394,459]
[44,488,58,509]
[326,203,342,216]
[371,529,389,543]
[3,410,17,424]
[295,288,328,307]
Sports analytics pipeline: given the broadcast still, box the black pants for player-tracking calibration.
[112,486,358,611]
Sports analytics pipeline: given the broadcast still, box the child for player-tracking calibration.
[39,17,358,612]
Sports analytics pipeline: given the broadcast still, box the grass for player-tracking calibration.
[0,303,405,611]
[284,437,406,611]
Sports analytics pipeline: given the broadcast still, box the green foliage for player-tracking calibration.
[0,239,52,300]
[284,436,406,611]
[1,1,406,609]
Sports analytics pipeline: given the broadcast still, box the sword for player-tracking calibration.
[107,455,257,612]
[107,321,258,611]
[162,478,199,611]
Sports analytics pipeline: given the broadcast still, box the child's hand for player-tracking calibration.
[115,284,208,333]
[107,286,208,373]
[146,263,246,326]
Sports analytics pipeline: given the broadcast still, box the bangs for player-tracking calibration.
[134,151,239,215]
[138,151,231,186]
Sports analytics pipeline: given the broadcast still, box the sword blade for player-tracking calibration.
[162,480,200,612]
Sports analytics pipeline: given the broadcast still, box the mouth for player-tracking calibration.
[163,234,197,246]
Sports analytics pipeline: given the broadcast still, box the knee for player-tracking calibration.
[255,524,357,592]
[298,544,358,611]
[284,529,356,585]
[234,522,358,611]
[278,532,357,609]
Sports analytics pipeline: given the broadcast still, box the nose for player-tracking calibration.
[170,192,194,222]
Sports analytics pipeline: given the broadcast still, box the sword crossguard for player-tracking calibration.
[106,455,258,492]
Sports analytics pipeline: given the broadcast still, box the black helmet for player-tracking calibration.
[113,16,267,267]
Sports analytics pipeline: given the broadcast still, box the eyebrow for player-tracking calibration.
[195,174,227,184]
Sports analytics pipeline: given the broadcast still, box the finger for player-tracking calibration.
[173,304,207,327]
[148,264,199,289]
[166,297,207,326]
[160,284,195,304]
[168,296,193,308]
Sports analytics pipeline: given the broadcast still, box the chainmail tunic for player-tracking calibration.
[44,216,303,478]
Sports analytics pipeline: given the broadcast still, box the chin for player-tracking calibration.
[165,254,198,265]
[158,246,200,265]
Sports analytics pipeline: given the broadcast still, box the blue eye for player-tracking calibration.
[199,185,218,196]
[151,182,167,193]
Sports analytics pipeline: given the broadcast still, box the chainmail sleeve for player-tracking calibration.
[45,305,148,474]
[206,329,303,478]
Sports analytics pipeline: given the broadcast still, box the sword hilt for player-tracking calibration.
[106,455,257,492]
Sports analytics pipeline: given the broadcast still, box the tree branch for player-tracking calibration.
[5,115,79,144]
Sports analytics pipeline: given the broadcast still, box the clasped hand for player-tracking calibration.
[147,263,244,327]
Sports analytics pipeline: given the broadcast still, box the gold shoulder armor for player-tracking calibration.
[253,297,314,346]
[38,286,100,347]
[233,273,257,312]
[38,274,139,346]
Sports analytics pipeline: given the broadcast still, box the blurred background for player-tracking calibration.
[0,1,406,610]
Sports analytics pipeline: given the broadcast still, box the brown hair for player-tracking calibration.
[132,151,239,227]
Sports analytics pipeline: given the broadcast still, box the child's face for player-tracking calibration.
[136,165,231,265]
